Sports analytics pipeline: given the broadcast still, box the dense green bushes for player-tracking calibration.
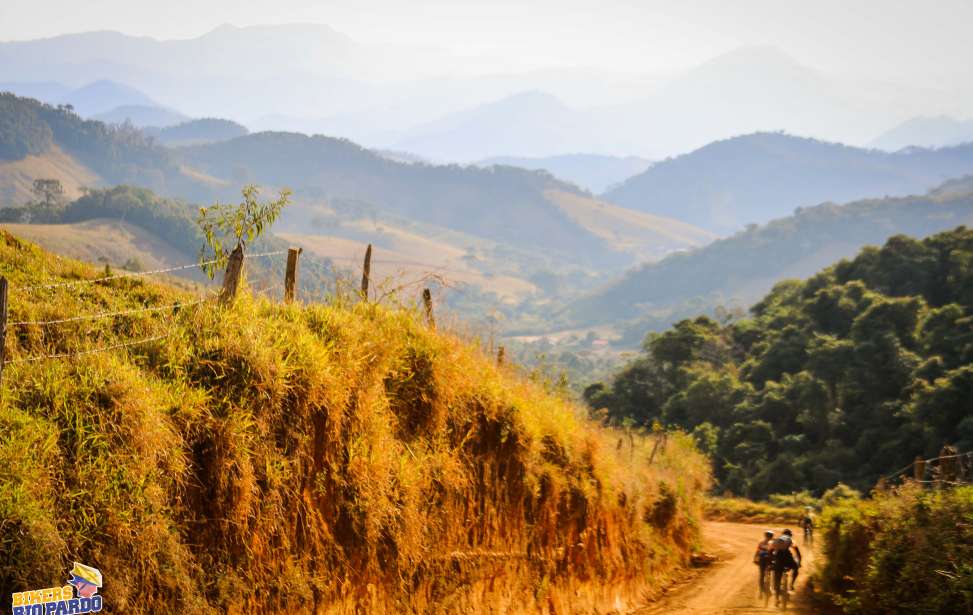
[819,485,973,614]
[586,227,973,497]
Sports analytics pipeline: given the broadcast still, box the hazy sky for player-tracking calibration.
[1,0,970,86]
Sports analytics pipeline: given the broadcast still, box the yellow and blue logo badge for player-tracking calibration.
[10,562,103,614]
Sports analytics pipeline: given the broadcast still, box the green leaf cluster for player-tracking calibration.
[196,185,291,278]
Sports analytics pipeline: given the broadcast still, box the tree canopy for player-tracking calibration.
[586,227,973,498]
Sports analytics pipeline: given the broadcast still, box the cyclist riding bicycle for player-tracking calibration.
[770,529,802,606]
[753,530,775,596]
[800,507,814,544]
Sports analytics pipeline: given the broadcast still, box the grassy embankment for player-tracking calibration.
[816,484,973,614]
[703,497,806,525]
[0,230,710,613]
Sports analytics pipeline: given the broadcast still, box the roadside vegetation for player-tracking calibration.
[817,485,973,614]
[705,483,860,524]
[0,230,710,613]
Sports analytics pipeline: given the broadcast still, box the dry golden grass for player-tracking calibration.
[0,145,101,205]
[544,189,717,262]
[2,218,191,272]
[0,231,711,613]
[280,232,537,303]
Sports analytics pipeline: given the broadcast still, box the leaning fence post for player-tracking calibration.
[914,456,925,482]
[220,244,245,305]
[496,345,505,366]
[284,247,301,303]
[361,243,372,300]
[0,277,7,389]
[422,288,435,329]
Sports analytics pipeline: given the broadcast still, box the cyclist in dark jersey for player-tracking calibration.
[770,529,802,605]
[753,530,775,595]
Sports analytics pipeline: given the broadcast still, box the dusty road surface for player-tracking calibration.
[636,521,819,614]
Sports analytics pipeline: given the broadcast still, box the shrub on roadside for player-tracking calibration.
[818,484,973,614]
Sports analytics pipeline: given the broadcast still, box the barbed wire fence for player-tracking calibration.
[0,243,449,378]
[0,249,290,375]
[878,449,973,489]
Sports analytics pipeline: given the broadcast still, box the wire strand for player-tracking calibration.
[18,250,287,292]
[244,250,289,259]
[4,333,171,364]
[9,298,210,327]
[20,260,219,291]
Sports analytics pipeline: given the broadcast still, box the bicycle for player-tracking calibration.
[773,564,796,611]
[803,524,813,547]
[758,561,772,607]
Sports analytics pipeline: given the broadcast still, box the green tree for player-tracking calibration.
[31,178,64,208]
[197,185,291,278]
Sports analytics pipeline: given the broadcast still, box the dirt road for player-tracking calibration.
[636,521,819,614]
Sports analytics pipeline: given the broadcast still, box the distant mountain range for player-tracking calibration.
[1,77,190,129]
[0,93,711,314]
[93,104,189,128]
[557,177,973,343]
[870,115,973,151]
[383,46,952,161]
[477,153,652,193]
[602,132,973,235]
[175,131,711,267]
[0,27,960,160]
[144,118,249,146]
[393,91,594,162]
[56,80,158,117]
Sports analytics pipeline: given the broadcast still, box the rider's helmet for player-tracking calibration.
[805,506,813,512]
[782,529,793,536]
[764,530,774,538]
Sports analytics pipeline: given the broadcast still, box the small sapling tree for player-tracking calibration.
[197,185,291,301]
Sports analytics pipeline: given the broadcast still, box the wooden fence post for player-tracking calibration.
[939,444,959,487]
[361,243,372,300]
[497,345,505,366]
[422,288,435,329]
[284,247,301,303]
[0,277,7,389]
[220,244,245,305]
[648,437,661,464]
[914,455,925,482]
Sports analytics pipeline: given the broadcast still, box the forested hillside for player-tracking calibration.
[603,132,973,234]
[585,227,973,498]
[144,118,249,146]
[562,181,973,340]
[0,92,197,197]
[0,93,709,271]
[476,154,652,193]
[177,131,709,267]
